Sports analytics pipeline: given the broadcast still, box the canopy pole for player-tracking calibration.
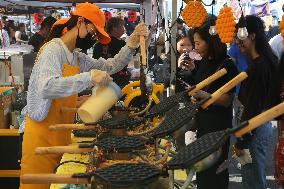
[170,0,177,96]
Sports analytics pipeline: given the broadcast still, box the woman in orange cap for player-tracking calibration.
[20,3,149,189]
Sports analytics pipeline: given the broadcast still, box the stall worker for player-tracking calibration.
[20,2,149,189]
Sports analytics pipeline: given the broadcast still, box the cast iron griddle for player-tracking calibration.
[73,163,161,187]
[72,129,97,138]
[167,128,233,169]
[146,91,189,118]
[94,163,160,187]
[79,136,145,153]
[151,99,208,138]
[94,116,145,129]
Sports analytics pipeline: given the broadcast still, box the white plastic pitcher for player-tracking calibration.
[78,82,121,123]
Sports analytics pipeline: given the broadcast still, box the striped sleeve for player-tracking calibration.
[79,45,134,74]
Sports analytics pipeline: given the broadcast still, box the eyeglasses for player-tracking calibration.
[86,23,98,41]
[89,27,98,41]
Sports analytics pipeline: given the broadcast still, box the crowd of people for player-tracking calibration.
[148,5,284,189]
[167,13,284,189]
[0,16,30,48]
[0,10,139,50]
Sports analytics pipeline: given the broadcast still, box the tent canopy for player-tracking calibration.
[0,0,140,12]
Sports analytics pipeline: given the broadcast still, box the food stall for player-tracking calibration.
[1,0,283,189]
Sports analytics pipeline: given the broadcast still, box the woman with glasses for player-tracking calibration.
[20,3,149,189]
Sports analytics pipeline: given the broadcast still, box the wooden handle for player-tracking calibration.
[188,68,227,96]
[0,170,20,177]
[35,145,93,155]
[234,102,284,137]
[201,72,248,109]
[21,174,89,184]
[61,107,78,113]
[140,36,146,65]
[49,124,97,131]
[0,129,19,136]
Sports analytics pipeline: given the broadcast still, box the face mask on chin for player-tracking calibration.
[75,32,96,50]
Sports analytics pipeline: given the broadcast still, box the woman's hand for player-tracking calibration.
[233,145,245,157]
[90,69,112,86]
[126,23,150,49]
[191,90,210,103]
[178,53,195,71]
[145,25,157,48]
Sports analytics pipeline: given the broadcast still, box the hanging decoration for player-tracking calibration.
[33,13,43,25]
[215,7,235,43]
[104,11,113,22]
[33,12,43,32]
[127,9,138,22]
[209,17,217,35]
[209,1,217,36]
[181,1,208,28]
[280,15,284,45]
[237,13,248,40]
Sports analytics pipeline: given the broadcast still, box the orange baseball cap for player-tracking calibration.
[72,2,111,44]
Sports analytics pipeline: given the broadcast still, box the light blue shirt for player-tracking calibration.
[19,38,134,133]
[228,42,248,95]
[269,34,284,60]
[0,29,10,48]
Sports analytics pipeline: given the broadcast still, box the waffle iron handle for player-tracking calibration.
[234,101,284,137]
[140,36,147,66]
[35,145,92,155]
[49,124,97,131]
[188,68,227,96]
[201,72,248,109]
[21,174,89,184]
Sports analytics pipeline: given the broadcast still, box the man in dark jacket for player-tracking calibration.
[93,17,130,88]
[28,16,56,52]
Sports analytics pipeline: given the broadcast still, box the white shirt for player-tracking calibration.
[269,34,284,60]
[0,29,10,48]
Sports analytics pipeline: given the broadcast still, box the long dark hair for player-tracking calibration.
[240,15,279,108]
[243,15,278,66]
[193,20,227,61]
[106,17,125,33]
[45,15,92,43]
[280,53,284,81]
[278,53,284,102]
